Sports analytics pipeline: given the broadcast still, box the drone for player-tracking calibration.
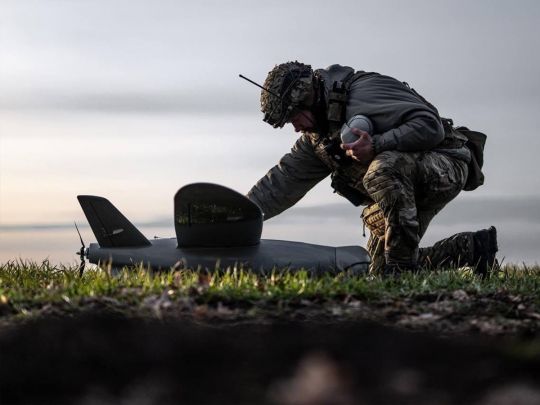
[75,183,370,275]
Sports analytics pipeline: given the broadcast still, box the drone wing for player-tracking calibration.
[77,195,150,248]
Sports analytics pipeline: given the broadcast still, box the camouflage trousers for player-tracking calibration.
[361,150,474,273]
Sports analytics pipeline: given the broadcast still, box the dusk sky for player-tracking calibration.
[1,0,539,264]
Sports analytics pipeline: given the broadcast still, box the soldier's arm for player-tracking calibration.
[347,74,446,154]
[247,134,331,220]
[372,112,445,153]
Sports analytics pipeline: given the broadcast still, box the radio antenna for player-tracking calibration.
[238,74,282,99]
[238,73,318,130]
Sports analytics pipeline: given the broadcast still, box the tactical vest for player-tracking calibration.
[307,71,373,207]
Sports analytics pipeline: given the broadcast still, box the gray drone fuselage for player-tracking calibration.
[78,183,370,274]
[87,238,369,275]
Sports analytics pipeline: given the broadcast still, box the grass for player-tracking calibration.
[1,260,539,311]
[1,260,539,338]
[2,262,539,404]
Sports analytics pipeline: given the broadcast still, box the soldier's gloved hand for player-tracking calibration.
[340,128,375,165]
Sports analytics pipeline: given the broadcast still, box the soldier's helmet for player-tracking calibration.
[260,61,315,128]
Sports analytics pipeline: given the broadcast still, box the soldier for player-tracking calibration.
[246,61,498,276]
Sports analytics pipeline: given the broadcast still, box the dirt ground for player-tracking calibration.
[0,300,539,405]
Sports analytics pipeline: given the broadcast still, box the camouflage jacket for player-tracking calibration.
[247,64,469,220]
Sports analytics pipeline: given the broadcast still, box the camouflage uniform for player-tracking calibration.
[361,151,472,273]
[248,63,483,274]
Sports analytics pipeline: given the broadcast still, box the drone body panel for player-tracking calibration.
[87,238,369,274]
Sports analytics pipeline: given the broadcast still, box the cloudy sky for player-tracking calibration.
[1,0,539,263]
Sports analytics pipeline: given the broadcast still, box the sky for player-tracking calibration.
[1,0,539,264]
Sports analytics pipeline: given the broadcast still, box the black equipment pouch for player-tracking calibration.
[330,171,368,206]
[322,137,350,165]
[438,118,468,149]
[455,126,487,191]
[326,80,348,133]
[325,71,366,140]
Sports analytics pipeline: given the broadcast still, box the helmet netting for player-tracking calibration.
[260,61,314,128]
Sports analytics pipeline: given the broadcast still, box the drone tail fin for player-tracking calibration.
[77,195,151,248]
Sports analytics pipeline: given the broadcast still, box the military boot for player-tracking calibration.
[382,262,418,277]
[473,226,498,277]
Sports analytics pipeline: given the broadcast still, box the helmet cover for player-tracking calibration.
[260,61,314,128]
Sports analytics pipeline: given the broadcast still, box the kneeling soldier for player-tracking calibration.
[246,61,498,276]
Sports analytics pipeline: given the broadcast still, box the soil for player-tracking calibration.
[0,296,540,405]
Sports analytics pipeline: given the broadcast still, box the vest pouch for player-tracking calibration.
[456,127,487,191]
[330,172,369,206]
